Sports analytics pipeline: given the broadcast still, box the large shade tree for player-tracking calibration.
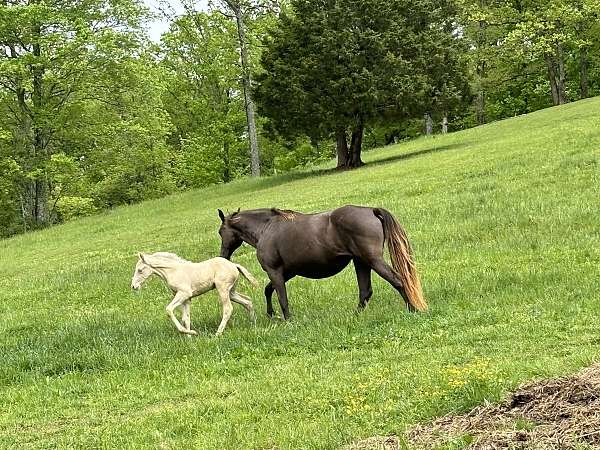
[255,0,469,168]
[0,0,152,228]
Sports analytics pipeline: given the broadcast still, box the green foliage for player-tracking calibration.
[160,11,252,186]
[0,0,176,234]
[256,0,470,143]
[0,156,22,237]
[273,140,330,172]
[55,196,97,221]
[459,0,600,122]
[0,98,598,448]
[1,0,599,239]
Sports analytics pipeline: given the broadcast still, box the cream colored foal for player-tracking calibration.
[131,252,258,336]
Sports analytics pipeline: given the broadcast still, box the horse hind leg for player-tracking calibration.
[368,257,414,312]
[182,300,192,330]
[354,259,373,310]
[215,284,234,336]
[230,290,256,326]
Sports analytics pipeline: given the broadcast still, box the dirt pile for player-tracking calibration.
[347,364,600,449]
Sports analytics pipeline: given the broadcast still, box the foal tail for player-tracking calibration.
[374,208,427,312]
[235,264,259,288]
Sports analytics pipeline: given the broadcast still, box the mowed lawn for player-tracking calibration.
[1,98,599,449]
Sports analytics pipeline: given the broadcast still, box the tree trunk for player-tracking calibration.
[424,113,433,136]
[476,5,487,125]
[442,115,448,134]
[335,127,349,169]
[557,43,567,105]
[580,45,589,99]
[223,139,231,183]
[348,119,364,168]
[228,1,260,177]
[545,45,567,106]
[31,24,50,225]
[476,89,486,125]
[545,54,560,106]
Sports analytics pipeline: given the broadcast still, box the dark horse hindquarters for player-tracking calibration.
[217,205,426,319]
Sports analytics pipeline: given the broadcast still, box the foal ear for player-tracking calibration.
[218,209,226,223]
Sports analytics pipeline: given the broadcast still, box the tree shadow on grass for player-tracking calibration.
[364,142,468,169]
[238,142,469,196]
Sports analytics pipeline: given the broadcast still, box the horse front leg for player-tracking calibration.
[264,282,275,318]
[166,291,198,336]
[267,271,291,320]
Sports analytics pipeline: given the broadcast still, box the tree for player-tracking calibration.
[0,0,148,228]
[160,10,249,187]
[256,0,468,169]
[461,0,600,111]
[214,0,270,177]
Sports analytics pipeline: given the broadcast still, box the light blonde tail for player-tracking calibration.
[236,264,259,288]
[375,208,427,312]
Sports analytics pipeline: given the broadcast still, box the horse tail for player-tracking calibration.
[374,208,427,312]
[235,264,259,288]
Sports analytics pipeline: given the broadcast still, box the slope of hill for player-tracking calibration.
[0,98,599,449]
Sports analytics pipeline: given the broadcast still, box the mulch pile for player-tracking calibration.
[347,364,600,449]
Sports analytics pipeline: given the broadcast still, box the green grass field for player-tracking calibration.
[1,98,599,449]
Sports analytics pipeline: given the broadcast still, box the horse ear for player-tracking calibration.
[218,209,225,223]
[138,253,147,263]
[231,208,240,217]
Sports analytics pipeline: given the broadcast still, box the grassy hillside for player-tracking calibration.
[1,98,599,449]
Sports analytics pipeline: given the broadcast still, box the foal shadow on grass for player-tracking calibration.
[1,316,230,383]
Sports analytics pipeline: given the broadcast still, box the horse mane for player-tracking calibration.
[144,252,189,268]
[271,208,298,221]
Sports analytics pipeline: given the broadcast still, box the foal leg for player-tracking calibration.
[166,292,198,335]
[215,284,234,336]
[368,257,414,311]
[354,259,373,310]
[230,290,256,326]
[182,300,192,331]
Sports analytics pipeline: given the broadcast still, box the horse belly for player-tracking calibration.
[293,256,351,279]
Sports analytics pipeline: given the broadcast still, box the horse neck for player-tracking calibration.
[234,210,276,246]
[147,261,181,284]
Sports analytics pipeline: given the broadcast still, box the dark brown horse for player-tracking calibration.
[217,205,426,320]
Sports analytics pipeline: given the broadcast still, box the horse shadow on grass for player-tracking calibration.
[242,142,468,195]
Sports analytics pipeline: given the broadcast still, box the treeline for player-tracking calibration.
[0,0,598,238]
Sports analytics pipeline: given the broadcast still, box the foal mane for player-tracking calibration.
[144,252,189,268]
